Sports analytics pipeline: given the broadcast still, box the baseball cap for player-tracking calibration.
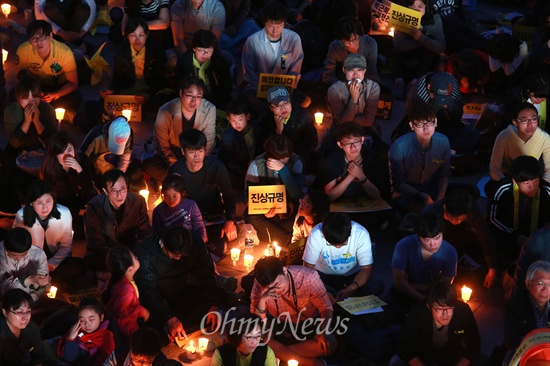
[267,86,290,105]
[343,53,366,70]
[108,117,131,155]
[429,72,456,105]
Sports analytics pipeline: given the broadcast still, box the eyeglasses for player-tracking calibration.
[326,238,349,248]
[413,120,436,128]
[340,140,362,149]
[530,281,550,289]
[244,335,263,342]
[10,309,33,318]
[130,355,153,366]
[108,187,128,196]
[195,48,214,55]
[271,101,290,110]
[432,306,454,314]
[183,94,203,101]
[30,34,49,43]
[342,35,359,45]
[515,116,539,125]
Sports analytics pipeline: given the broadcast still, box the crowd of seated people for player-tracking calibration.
[3,0,550,364]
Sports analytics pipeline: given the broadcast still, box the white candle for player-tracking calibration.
[122,109,132,120]
[139,189,149,204]
[388,27,395,37]
[288,360,299,366]
[1,4,11,16]
[55,108,66,122]
[2,49,7,63]
[274,245,281,257]
[243,254,254,268]
[186,340,196,359]
[461,285,472,302]
[198,337,208,351]
[314,112,323,125]
[230,248,241,261]
[47,286,58,298]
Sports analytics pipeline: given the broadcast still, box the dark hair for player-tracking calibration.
[26,20,52,38]
[336,121,363,140]
[334,16,364,40]
[322,213,352,245]
[226,313,264,347]
[405,0,434,25]
[131,327,163,357]
[22,180,61,227]
[156,360,183,366]
[254,257,284,287]
[161,227,193,256]
[226,98,251,117]
[124,17,149,37]
[4,227,32,253]
[179,75,206,95]
[522,73,550,100]
[41,131,80,185]
[408,100,436,124]
[511,155,543,183]
[179,129,207,150]
[102,169,129,190]
[1,288,34,311]
[191,29,217,49]
[161,174,186,196]
[78,297,106,318]
[415,211,444,238]
[444,189,474,217]
[264,134,293,159]
[15,73,41,100]
[102,246,136,304]
[487,33,522,63]
[425,280,458,308]
[512,101,538,120]
[452,49,485,93]
[260,1,288,24]
[296,190,330,228]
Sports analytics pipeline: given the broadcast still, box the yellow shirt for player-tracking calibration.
[15,39,77,87]
[211,346,276,366]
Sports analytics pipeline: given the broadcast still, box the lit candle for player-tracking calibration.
[243,254,254,268]
[55,108,66,122]
[314,112,323,125]
[274,245,281,257]
[388,27,395,37]
[47,286,58,299]
[2,49,7,63]
[461,285,472,302]
[121,109,132,120]
[186,340,197,360]
[288,360,299,366]
[139,189,149,204]
[230,248,241,261]
[264,248,270,256]
[198,337,208,351]
[1,4,11,16]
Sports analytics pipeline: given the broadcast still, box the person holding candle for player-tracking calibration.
[14,180,86,289]
[251,257,337,366]
[15,20,81,111]
[389,281,481,366]
[135,226,222,344]
[212,313,277,366]
[0,289,45,365]
[291,190,330,243]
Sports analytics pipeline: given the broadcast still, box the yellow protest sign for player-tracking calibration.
[248,185,287,214]
[257,73,296,98]
[216,109,229,138]
[513,24,535,49]
[104,95,142,122]
[62,287,100,307]
[337,295,387,315]
[388,2,421,32]
[462,103,483,120]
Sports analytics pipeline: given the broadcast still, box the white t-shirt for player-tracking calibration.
[303,221,373,276]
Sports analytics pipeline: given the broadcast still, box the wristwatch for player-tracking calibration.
[358,176,367,184]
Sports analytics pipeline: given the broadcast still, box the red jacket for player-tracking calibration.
[106,277,148,342]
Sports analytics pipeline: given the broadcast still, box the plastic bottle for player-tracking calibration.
[245,228,254,255]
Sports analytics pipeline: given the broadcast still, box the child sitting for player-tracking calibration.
[152,174,207,243]
[103,246,150,344]
[57,298,115,366]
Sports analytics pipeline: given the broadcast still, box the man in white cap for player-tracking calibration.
[80,116,133,185]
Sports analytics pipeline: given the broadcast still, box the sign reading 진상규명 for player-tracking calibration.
[248,185,287,214]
